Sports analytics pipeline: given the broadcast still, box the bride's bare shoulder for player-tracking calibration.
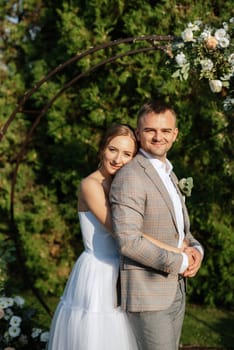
[80,171,101,189]
[78,172,102,211]
[79,172,105,201]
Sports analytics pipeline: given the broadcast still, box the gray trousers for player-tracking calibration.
[128,278,186,350]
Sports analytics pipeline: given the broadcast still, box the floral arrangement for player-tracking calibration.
[169,18,234,112]
[178,177,194,197]
[0,295,49,350]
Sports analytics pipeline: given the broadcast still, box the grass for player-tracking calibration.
[24,291,234,349]
[181,304,234,349]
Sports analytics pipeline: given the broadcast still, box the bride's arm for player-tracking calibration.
[142,233,188,253]
[79,177,189,253]
[78,176,113,232]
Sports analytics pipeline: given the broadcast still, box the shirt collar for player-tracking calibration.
[139,148,173,175]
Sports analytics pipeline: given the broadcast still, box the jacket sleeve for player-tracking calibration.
[110,165,183,276]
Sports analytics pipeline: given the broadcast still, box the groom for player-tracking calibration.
[110,100,203,350]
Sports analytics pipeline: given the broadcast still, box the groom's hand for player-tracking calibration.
[183,247,202,277]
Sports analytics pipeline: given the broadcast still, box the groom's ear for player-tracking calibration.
[173,127,179,142]
[135,128,140,141]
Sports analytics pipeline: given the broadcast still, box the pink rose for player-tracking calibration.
[205,36,218,49]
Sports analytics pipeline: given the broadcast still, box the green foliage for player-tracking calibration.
[187,210,234,308]
[0,0,233,311]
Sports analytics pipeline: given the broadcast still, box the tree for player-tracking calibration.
[0,0,233,309]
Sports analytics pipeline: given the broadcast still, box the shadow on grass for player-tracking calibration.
[182,308,234,349]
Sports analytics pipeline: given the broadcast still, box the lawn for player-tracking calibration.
[26,292,234,349]
[180,304,234,349]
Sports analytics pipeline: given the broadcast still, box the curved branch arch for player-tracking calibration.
[0,34,173,140]
[1,34,173,316]
[2,34,174,218]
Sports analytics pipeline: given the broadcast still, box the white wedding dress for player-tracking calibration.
[48,211,138,350]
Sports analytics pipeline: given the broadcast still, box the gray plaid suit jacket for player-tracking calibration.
[110,153,202,312]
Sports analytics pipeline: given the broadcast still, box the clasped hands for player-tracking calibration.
[182,246,202,277]
[141,233,202,277]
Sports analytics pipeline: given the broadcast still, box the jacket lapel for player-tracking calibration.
[170,172,190,234]
[136,154,178,229]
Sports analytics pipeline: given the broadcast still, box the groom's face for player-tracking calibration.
[135,110,178,162]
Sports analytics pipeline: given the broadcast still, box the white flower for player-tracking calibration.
[170,19,233,112]
[218,37,230,48]
[14,296,25,307]
[209,80,223,93]
[31,327,42,338]
[178,177,193,197]
[40,331,50,342]
[175,42,185,49]
[223,96,234,111]
[187,21,201,31]
[200,59,214,71]
[222,22,229,31]
[181,28,194,42]
[221,73,233,81]
[5,298,14,308]
[175,52,187,66]
[0,297,14,309]
[0,297,8,308]
[194,20,202,26]
[4,308,13,320]
[10,315,22,326]
[187,22,194,28]
[200,29,212,40]
[229,53,234,66]
[0,294,49,348]
[8,325,21,338]
[215,28,227,41]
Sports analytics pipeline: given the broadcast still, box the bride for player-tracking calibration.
[47,124,186,350]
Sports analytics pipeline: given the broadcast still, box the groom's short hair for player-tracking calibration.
[137,100,177,127]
